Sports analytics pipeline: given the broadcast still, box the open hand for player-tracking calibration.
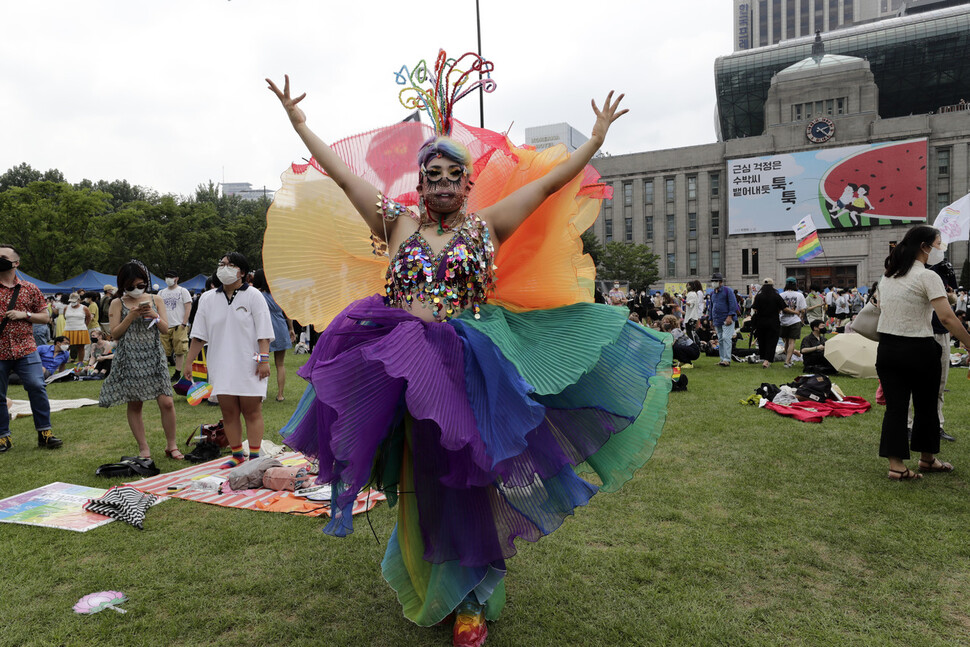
[266,75,307,128]
[590,91,628,141]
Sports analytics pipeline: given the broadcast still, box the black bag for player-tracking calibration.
[671,374,688,392]
[184,440,223,463]
[95,457,160,478]
[792,374,834,402]
[755,382,781,401]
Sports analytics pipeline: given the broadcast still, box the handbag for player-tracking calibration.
[853,298,880,341]
[184,419,228,449]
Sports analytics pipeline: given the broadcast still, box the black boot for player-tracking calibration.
[38,429,63,449]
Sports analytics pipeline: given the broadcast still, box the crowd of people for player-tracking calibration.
[0,250,298,465]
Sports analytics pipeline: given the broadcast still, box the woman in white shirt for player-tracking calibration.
[876,225,970,480]
[187,252,274,469]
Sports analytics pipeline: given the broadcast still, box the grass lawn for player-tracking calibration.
[3,342,970,647]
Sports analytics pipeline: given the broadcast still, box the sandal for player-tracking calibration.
[165,448,185,461]
[275,396,285,402]
[888,467,922,481]
[918,458,954,473]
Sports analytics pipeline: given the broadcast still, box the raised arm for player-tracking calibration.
[267,75,392,239]
[479,92,628,243]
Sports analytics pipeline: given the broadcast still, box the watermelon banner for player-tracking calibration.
[728,138,927,235]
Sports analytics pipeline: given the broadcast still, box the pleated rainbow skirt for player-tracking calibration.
[281,294,671,626]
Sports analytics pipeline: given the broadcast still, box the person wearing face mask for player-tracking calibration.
[62,292,92,363]
[186,252,274,469]
[0,244,62,453]
[874,226,970,481]
[38,336,72,379]
[799,321,836,375]
[158,270,193,384]
[707,272,738,366]
[99,260,180,461]
[84,330,114,378]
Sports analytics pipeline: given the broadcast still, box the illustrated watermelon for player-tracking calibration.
[817,139,927,228]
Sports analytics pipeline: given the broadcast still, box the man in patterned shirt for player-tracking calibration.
[0,244,62,453]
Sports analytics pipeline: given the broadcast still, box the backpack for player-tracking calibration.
[792,374,834,402]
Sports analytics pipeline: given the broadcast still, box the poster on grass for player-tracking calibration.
[0,482,115,532]
[728,138,928,235]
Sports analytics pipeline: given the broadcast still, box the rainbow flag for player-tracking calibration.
[796,231,823,262]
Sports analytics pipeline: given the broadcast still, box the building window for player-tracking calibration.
[829,0,840,26]
[667,253,676,277]
[603,198,612,243]
[938,149,950,176]
[623,181,633,206]
[644,179,654,204]
[752,248,759,275]
[688,176,697,201]
[665,178,675,202]
[645,215,653,241]
[666,214,676,239]
[625,216,633,242]
[712,250,721,274]
[742,249,749,275]
[844,1,853,22]
[939,193,951,212]
[605,218,613,242]
[793,104,803,121]
[836,97,845,115]
[710,174,719,198]
[688,212,697,239]
[689,251,698,276]
[711,211,720,236]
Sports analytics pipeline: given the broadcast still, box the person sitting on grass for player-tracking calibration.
[38,336,71,379]
[800,320,837,375]
[84,330,114,378]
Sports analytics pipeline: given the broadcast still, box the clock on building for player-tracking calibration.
[806,116,835,143]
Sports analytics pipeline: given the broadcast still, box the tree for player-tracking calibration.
[0,163,65,192]
[598,241,660,293]
[0,181,111,280]
[580,230,604,267]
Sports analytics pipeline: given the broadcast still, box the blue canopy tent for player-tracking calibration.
[179,274,208,292]
[56,270,119,294]
[15,271,62,294]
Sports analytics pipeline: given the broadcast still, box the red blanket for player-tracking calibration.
[764,396,871,423]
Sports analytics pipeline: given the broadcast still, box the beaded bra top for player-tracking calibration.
[377,195,495,321]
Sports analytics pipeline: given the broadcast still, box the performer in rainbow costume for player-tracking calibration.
[265,51,671,647]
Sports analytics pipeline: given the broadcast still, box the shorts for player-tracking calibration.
[780,323,802,340]
[160,324,189,356]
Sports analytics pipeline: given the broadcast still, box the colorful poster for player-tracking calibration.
[0,482,115,532]
[728,138,928,235]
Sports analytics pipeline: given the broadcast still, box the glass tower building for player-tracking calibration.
[717,4,970,140]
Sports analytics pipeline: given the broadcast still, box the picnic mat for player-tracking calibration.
[0,482,167,532]
[128,452,386,517]
[9,398,100,420]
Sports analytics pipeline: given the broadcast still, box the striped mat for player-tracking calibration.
[127,452,385,517]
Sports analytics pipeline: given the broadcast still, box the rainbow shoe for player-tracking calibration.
[453,597,487,647]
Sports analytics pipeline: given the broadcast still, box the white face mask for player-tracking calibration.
[125,288,145,298]
[926,245,945,266]
[69,298,79,305]
[217,266,239,285]
[165,278,176,287]
[59,344,70,352]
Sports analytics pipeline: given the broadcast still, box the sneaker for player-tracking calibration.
[453,598,487,647]
[170,370,181,383]
[0,436,10,453]
[37,429,63,449]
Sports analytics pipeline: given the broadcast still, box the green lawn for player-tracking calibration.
[2,347,970,647]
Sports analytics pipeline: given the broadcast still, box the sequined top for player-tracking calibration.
[381,202,495,321]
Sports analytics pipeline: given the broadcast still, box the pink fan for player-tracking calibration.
[73,591,128,614]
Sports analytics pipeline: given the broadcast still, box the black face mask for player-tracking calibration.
[0,258,13,272]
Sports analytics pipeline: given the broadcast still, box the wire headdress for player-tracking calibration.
[395,50,496,137]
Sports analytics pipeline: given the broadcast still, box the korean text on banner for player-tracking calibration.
[934,193,970,244]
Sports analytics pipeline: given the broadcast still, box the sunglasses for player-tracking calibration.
[129,283,148,291]
[422,167,465,182]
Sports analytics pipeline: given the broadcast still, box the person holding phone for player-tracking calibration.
[99,260,180,461]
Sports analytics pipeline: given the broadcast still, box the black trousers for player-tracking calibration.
[876,334,942,459]
[756,326,781,363]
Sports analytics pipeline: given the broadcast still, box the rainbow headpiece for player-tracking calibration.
[395,50,496,137]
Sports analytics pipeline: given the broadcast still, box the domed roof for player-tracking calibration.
[780,53,867,74]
